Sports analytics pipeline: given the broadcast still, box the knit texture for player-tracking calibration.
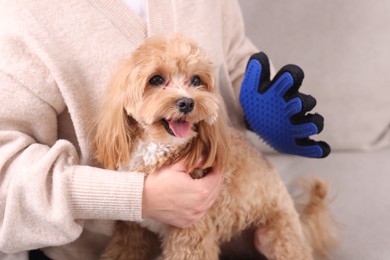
[0,0,256,258]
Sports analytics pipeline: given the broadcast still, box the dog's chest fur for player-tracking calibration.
[124,140,173,172]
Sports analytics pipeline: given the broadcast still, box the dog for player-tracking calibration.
[94,35,336,260]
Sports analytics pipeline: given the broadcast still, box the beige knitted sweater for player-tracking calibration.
[0,0,256,259]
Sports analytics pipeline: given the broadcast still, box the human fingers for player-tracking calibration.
[194,168,224,212]
[196,166,223,190]
[294,139,331,158]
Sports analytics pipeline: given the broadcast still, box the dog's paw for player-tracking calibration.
[254,228,276,260]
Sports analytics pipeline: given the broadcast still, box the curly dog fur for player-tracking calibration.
[94,35,336,260]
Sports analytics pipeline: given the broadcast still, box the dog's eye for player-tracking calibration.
[190,75,201,87]
[149,75,165,86]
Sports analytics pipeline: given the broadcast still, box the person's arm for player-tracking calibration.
[0,23,223,254]
[220,0,260,101]
[221,0,330,158]
[0,23,139,252]
[0,70,146,253]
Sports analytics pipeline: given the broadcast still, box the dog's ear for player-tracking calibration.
[94,61,140,169]
[184,103,231,173]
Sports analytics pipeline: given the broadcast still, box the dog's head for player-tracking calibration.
[95,35,230,171]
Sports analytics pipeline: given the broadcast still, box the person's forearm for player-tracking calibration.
[0,76,144,253]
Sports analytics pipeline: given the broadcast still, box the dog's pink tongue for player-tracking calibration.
[168,120,191,138]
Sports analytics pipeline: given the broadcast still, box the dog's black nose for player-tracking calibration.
[176,97,194,114]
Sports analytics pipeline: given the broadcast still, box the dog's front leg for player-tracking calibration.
[253,200,313,260]
[100,221,161,260]
[161,216,219,260]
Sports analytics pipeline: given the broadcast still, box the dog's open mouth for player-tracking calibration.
[161,119,191,138]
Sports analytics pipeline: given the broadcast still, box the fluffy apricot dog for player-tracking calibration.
[94,35,335,260]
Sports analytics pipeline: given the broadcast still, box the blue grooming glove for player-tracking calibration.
[239,52,330,158]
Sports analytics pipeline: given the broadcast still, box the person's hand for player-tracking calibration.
[141,159,223,228]
[239,52,331,158]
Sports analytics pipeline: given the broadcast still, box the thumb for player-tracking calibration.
[241,59,263,93]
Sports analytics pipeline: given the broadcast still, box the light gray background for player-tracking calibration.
[238,1,390,259]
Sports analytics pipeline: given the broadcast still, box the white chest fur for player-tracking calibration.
[122,140,173,172]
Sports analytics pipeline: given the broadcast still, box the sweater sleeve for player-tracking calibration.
[221,0,277,101]
[221,0,259,100]
[0,20,144,256]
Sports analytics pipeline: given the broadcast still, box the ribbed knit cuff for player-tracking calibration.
[68,165,144,221]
